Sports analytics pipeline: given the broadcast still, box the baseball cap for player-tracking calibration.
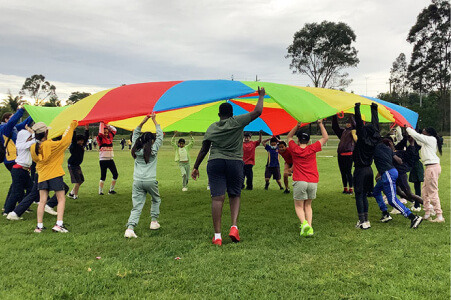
[31,122,51,134]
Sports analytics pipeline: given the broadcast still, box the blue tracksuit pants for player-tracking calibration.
[374,168,412,218]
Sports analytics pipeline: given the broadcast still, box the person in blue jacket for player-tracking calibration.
[0,107,33,213]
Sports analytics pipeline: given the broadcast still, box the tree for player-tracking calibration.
[1,90,27,111]
[389,53,409,96]
[43,95,61,107]
[67,91,91,105]
[407,0,450,131]
[19,74,56,106]
[286,21,359,89]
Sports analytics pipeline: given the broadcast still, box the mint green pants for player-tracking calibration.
[179,162,190,188]
[126,180,161,229]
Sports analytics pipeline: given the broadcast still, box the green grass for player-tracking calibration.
[0,137,449,299]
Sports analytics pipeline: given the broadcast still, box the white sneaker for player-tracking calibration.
[182,187,188,192]
[207,185,210,190]
[150,221,160,230]
[6,212,22,220]
[390,208,401,215]
[364,221,371,228]
[411,206,421,212]
[124,229,138,238]
[52,224,69,233]
[45,205,58,216]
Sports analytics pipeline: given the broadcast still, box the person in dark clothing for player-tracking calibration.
[332,115,356,194]
[373,139,423,229]
[120,138,126,150]
[352,102,381,229]
[7,171,69,219]
[67,125,89,199]
[393,134,423,210]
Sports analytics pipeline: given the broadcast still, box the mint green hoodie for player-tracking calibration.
[171,135,194,162]
[132,125,163,181]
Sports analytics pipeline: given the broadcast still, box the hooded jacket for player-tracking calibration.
[15,129,35,168]
[332,115,356,154]
[352,103,381,168]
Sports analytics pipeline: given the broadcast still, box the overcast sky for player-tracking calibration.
[0,0,430,102]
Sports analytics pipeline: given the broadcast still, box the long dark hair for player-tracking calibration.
[34,132,47,156]
[425,127,443,155]
[131,132,156,163]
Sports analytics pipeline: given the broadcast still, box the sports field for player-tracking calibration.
[0,136,449,299]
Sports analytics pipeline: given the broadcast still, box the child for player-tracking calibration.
[287,120,328,237]
[242,131,262,190]
[373,138,423,229]
[407,126,444,222]
[278,141,293,194]
[332,115,356,194]
[97,122,118,195]
[263,137,283,190]
[125,113,163,238]
[171,131,194,191]
[31,120,78,233]
[67,125,89,199]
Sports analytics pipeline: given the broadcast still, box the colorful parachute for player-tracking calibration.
[24,80,418,138]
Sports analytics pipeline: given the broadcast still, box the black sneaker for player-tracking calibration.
[245,186,253,190]
[283,189,290,194]
[264,184,269,190]
[68,193,74,198]
[25,209,33,213]
[410,216,423,229]
[108,190,117,195]
[380,213,392,223]
[99,192,104,196]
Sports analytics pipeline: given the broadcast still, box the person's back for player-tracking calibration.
[133,128,163,181]
[373,143,395,174]
[205,114,252,161]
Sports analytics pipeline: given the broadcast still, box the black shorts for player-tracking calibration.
[265,166,281,180]
[207,159,244,197]
[38,176,66,191]
[68,165,85,184]
[353,166,373,194]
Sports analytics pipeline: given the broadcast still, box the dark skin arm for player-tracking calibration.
[249,87,265,121]
[393,155,403,165]
[258,131,262,144]
[354,103,364,136]
[191,140,212,180]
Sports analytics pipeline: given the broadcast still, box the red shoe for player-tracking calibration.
[229,226,240,243]
[212,237,222,246]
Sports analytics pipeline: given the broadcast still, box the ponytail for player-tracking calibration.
[34,131,47,156]
[131,132,156,163]
[425,127,443,155]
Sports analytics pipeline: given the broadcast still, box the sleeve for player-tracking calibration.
[185,135,195,150]
[3,108,24,137]
[234,113,253,128]
[331,115,343,139]
[131,127,141,147]
[265,144,270,151]
[16,133,36,150]
[109,125,117,136]
[395,136,408,150]
[151,125,163,154]
[57,121,78,151]
[255,140,261,147]
[311,141,322,153]
[371,104,380,131]
[288,140,299,154]
[15,116,33,131]
[69,129,77,152]
[354,105,364,135]
[406,127,429,145]
[171,135,178,149]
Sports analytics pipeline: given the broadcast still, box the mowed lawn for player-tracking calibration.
[0,136,449,299]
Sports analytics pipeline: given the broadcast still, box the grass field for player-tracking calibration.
[0,136,449,299]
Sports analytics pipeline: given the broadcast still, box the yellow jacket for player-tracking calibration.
[31,121,78,182]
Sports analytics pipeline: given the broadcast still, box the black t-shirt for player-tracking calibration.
[374,143,395,174]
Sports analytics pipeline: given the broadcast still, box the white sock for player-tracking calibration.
[70,189,75,195]
[99,186,103,194]
[37,223,43,229]
[214,233,221,240]
[56,220,63,226]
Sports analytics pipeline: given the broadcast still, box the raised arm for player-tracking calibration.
[258,131,262,144]
[249,87,265,121]
[406,127,429,144]
[171,131,178,148]
[354,103,364,133]
[3,108,25,137]
[186,133,195,150]
[191,140,212,180]
[262,137,271,147]
[16,116,33,131]
[317,119,329,146]
[331,115,344,139]
[151,112,163,154]
[287,122,301,143]
[370,103,379,132]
